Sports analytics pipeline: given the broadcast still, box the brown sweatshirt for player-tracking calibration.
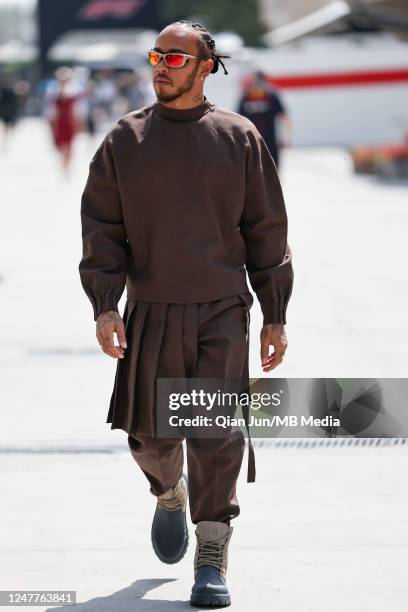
[79,96,294,324]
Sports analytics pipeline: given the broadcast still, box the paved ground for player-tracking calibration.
[1,445,407,611]
[1,119,407,610]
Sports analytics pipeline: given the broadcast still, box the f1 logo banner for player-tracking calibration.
[38,0,168,72]
[78,0,147,21]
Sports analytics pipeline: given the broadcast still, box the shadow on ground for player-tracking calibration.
[46,578,194,611]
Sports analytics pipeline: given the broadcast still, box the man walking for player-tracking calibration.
[238,69,291,170]
[79,20,294,607]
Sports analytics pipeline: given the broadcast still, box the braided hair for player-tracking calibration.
[172,20,231,75]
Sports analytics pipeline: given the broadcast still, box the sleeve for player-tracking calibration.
[79,135,129,321]
[239,127,294,325]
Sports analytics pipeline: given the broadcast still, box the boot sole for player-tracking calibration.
[151,472,189,564]
[190,592,231,606]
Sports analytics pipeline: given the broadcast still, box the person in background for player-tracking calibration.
[237,69,292,170]
[83,79,98,141]
[47,67,83,173]
[0,76,19,150]
[119,70,149,114]
[94,69,118,122]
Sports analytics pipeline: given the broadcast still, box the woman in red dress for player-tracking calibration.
[49,70,82,171]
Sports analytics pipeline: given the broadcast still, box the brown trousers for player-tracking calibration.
[128,432,246,524]
[108,292,256,525]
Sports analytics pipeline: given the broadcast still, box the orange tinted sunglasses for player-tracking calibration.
[147,50,199,69]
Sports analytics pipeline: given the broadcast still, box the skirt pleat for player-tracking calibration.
[130,302,168,435]
[108,300,196,436]
[125,301,149,432]
[182,303,199,378]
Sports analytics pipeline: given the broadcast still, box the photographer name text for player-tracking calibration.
[168,415,340,428]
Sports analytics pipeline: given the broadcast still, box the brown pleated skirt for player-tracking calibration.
[107,291,256,482]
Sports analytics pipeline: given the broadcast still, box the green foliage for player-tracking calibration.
[159,0,267,47]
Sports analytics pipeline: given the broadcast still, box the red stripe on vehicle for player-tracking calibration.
[243,69,408,90]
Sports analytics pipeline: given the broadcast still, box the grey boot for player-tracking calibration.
[151,473,189,564]
[190,520,233,607]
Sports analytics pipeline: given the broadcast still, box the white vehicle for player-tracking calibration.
[206,30,408,148]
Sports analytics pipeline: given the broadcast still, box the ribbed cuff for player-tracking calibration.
[91,293,121,321]
[260,300,287,325]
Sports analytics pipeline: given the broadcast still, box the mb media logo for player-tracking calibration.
[78,0,147,20]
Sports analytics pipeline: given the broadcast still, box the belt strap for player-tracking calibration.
[238,294,256,483]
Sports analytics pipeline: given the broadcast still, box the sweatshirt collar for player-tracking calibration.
[154,96,212,121]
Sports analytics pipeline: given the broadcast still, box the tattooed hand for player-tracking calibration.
[260,323,288,372]
[96,310,127,359]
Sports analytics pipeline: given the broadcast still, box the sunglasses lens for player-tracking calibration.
[148,51,160,66]
[165,54,185,68]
